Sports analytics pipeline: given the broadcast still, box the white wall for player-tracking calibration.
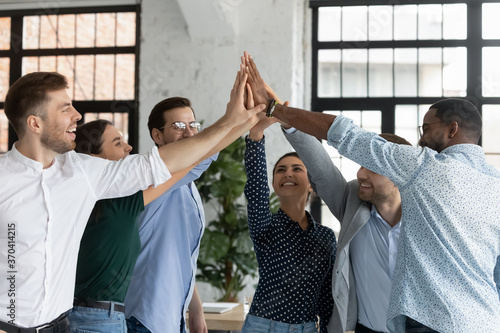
[138,0,311,302]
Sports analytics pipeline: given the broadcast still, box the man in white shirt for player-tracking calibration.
[0,70,263,331]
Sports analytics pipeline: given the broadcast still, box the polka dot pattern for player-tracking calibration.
[328,115,500,333]
[244,137,336,333]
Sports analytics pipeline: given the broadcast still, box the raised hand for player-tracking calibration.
[247,83,278,141]
[224,64,266,127]
[242,51,273,107]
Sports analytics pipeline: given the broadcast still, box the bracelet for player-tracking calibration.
[266,99,279,118]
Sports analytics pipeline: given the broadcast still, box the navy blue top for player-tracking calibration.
[244,137,336,333]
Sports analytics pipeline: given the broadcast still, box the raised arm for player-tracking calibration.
[243,52,336,140]
[158,65,266,173]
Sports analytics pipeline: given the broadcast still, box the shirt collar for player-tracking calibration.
[10,142,45,171]
[370,204,401,230]
[439,143,483,156]
[277,208,318,231]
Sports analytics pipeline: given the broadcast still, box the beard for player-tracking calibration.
[40,126,75,154]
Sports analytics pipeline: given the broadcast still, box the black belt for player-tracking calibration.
[0,312,70,333]
[73,298,125,313]
[355,322,385,333]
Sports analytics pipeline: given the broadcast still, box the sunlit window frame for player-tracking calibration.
[0,5,140,152]
[309,0,500,222]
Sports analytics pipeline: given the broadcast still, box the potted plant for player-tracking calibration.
[196,137,280,301]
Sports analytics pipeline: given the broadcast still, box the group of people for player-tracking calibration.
[0,50,498,333]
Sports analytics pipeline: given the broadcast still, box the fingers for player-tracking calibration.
[246,83,255,109]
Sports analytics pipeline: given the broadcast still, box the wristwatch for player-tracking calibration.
[266,99,279,118]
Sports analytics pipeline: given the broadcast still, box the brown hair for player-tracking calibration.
[4,72,68,137]
[74,119,113,155]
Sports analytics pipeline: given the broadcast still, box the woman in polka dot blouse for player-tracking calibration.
[241,114,336,333]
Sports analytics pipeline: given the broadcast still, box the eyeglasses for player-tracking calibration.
[418,120,445,138]
[159,121,202,132]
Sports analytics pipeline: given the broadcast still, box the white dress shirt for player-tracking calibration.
[0,143,170,327]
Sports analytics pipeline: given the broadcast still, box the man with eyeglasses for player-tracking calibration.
[124,97,214,333]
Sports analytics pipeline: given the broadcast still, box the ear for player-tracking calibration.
[449,121,459,138]
[26,115,43,134]
[151,128,164,146]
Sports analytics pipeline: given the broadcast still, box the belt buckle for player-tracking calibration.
[35,323,52,333]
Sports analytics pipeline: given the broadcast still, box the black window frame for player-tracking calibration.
[0,4,141,152]
[309,0,500,222]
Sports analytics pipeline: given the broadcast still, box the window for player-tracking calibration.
[310,1,500,229]
[0,5,139,154]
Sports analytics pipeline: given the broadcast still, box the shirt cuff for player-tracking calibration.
[148,146,172,187]
[327,115,354,149]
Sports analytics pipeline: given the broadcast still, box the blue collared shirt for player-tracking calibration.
[124,154,217,333]
[328,115,500,333]
[350,206,400,332]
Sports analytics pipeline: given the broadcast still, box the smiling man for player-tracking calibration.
[0,70,263,332]
[284,129,410,333]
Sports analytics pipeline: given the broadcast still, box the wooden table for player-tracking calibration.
[187,303,246,332]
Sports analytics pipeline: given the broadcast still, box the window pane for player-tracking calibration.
[24,16,40,49]
[96,13,116,47]
[115,54,135,100]
[116,12,136,46]
[76,14,95,48]
[0,58,9,101]
[395,105,419,145]
[57,55,75,100]
[318,50,341,97]
[483,4,500,40]
[0,110,8,153]
[342,6,367,41]
[40,15,57,49]
[57,15,76,48]
[369,6,392,41]
[369,49,393,97]
[0,18,11,50]
[95,55,115,100]
[318,7,341,42]
[443,47,466,97]
[394,5,417,40]
[419,48,442,97]
[22,56,39,74]
[443,4,466,40]
[482,47,500,97]
[74,55,95,100]
[395,48,417,97]
[482,105,500,169]
[418,5,442,40]
[342,49,367,97]
[39,56,57,72]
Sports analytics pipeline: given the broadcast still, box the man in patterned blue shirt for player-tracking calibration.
[266,97,500,333]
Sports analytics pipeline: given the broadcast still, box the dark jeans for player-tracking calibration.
[126,317,152,333]
[405,317,439,333]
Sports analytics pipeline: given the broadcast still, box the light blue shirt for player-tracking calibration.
[328,116,500,333]
[124,154,217,333]
[350,206,400,333]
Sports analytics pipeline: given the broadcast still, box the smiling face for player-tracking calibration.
[272,155,312,203]
[155,107,198,146]
[418,108,450,152]
[357,166,398,205]
[94,125,132,161]
[39,89,81,154]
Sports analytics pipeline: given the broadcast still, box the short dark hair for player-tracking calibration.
[430,98,482,143]
[147,97,195,143]
[74,119,113,155]
[379,133,412,146]
[4,72,68,137]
